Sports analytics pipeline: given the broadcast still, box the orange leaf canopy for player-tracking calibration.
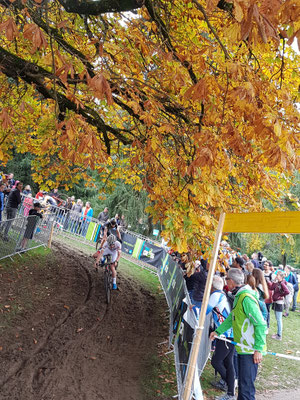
[0,0,299,252]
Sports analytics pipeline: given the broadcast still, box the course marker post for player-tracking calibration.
[47,220,55,249]
[182,212,225,400]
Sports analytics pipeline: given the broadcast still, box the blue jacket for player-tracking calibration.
[285,272,299,292]
[81,207,93,222]
[0,191,4,211]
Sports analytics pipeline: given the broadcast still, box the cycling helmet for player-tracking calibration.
[107,234,117,246]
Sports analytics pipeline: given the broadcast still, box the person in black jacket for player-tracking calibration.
[184,261,198,299]
[17,202,43,251]
[0,182,5,222]
[1,181,23,241]
[191,259,208,312]
[97,207,109,224]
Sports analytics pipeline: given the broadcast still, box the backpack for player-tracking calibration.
[209,291,233,335]
[236,292,268,322]
[285,282,294,297]
[210,291,234,326]
[224,291,234,310]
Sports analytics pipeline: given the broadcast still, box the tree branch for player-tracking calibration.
[192,0,231,60]
[57,0,144,15]
[0,46,132,145]
[144,0,198,84]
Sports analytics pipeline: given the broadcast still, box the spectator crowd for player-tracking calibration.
[172,242,299,400]
[0,172,127,247]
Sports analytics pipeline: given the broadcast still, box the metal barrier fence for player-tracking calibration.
[0,214,54,260]
[16,195,162,246]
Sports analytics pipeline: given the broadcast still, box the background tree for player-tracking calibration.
[0,0,299,253]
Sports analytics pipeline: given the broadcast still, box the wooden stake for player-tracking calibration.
[182,212,226,400]
[47,220,55,249]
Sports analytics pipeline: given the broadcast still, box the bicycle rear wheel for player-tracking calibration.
[104,267,111,304]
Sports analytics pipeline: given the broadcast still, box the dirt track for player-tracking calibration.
[0,243,168,400]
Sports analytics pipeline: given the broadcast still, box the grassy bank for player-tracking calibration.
[0,246,53,328]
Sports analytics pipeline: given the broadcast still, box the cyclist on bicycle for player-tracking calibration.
[93,234,121,290]
[97,218,122,248]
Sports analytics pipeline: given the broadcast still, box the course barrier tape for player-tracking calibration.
[216,335,300,362]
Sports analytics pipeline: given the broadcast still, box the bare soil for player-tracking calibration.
[256,389,300,400]
[0,243,169,400]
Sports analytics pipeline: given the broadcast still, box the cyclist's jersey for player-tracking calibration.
[103,221,121,242]
[102,240,121,263]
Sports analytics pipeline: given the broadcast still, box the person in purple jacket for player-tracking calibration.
[269,270,289,340]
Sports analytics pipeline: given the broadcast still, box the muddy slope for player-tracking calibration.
[0,243,166,400]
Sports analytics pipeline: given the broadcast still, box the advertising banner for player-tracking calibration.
[132,238,144,258]
[223,210,300,233]
[173,298,196,383]
[159,255,177,307]
[157,251,211,400]
[93,224,101,242]
[86,222,96,241]
[139,241,164,268]
[122,232,137,256]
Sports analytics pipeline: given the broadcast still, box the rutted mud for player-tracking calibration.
[0,242,167,400]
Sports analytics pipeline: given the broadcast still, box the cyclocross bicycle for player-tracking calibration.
[102,255,113,304]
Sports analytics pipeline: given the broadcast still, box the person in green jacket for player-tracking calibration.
[210,268,267,400]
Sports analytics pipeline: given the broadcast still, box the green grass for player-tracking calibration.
[0,246,53,327]
[0,245,51,270]
[142,352,177,399]
[201,309,300,399]
[55,232,96,252]
[256,310,300,390]
[119,257,161,293]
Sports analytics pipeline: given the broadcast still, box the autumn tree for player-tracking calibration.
[0,0,299,252]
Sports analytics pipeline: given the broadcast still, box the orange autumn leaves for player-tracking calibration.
[0,0,299,253]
